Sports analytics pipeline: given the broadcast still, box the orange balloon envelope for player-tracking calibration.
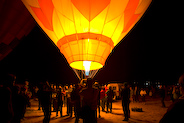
[22,0,151,78]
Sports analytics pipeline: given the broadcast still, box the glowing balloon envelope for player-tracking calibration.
[22,0,152,79]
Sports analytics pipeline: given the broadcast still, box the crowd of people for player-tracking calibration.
[2,73,184,123]
[0,74,30,123]
[37,79,115,123]
[0,74,116,123]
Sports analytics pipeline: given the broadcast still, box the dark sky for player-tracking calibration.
[0,1,182,85]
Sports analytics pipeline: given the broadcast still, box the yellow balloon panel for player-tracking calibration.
[90,7,108,34]
[22,0,152,70]
[102,15,122,38]
[72,4,89,33]
[53,9,65,39]
[112,15,125,46]
[105,0,129,23]
[56,11,76,35]
[52,0,74,21]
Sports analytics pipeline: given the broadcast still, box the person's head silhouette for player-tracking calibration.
[87,78,93,88]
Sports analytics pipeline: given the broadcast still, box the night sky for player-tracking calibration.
[0,1,182,85]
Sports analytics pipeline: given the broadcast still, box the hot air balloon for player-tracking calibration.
[22,0,152,80]
[0,0,35,61]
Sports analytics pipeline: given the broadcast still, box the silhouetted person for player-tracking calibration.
[0,74,14,123]
[106,86,114,113]
[160,73,184,123]
[37,84,42,110]
[19,87,28,119]
[71,83,82,123]
[121,83,130,121]
[140,88,146,102]
[66,85,73,117]
[80,78,99,123]
[40,81,52,123]
[168,86,174,102]
[159,85,166,107]
[133,86,139,102]
[12,86,27,123]
[172,86,180,102]
[56,88,63,117]
[94,82,101,118]
[100,88,106,112]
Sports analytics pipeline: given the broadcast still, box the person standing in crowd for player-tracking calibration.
[159,85,166,107]
[56,88,63,117]
[140,88,146,102]
[66,85,73,117]
[94,82,101,118]
[34,86,39,100]
[100,87,106,112]
[37,83,42,110]
[167,86,173,102]
[71,83,82,123]
[104,84,108,96]
[24,80,31,107]
[0,74,14,123]
[62,87,67,107]
[160,73,184,122]
[172,85,180,102]
[12,86,27,123]
[133,86,139,102]
[52,86,58,112]
[149,88,153,98]
[121,82,130,121]
[106,86,114,113]
[19,87,29,119]
[80,78,99,123]
[129,87,133,102]
[39,81,52,123]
